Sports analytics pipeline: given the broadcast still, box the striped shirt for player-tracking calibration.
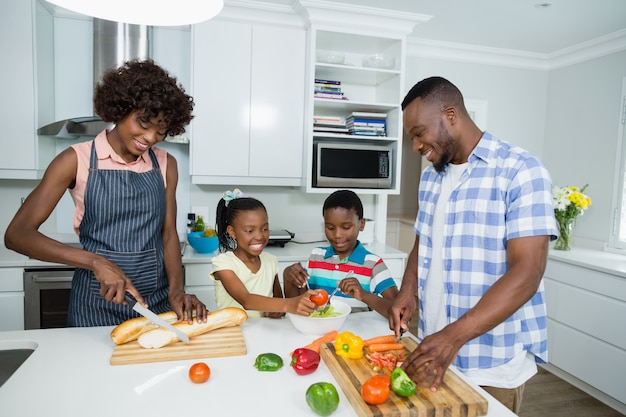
[307,242,396,306]
[415,131,558,371]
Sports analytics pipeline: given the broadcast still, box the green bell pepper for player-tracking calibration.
[254,352,283,372]
[390,367,416,397]
[305,382,340,416]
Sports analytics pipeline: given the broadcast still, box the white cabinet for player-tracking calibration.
[0,0,55,179]
[183,263,216,312]
[190,20,305,186]
[543,258,626,406]
[0,268,25,331]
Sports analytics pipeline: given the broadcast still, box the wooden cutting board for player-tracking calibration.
[110,326,246,366]
[320,338,488,417]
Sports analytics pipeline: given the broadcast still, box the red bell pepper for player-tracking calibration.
[290,348,320,375]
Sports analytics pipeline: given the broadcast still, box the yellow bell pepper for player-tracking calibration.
[334,331,364,359]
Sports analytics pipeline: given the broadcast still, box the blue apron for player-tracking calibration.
[67,141,170,326]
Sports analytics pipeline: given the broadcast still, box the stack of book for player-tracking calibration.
[313,116,349,134]
[346,112,387,136]
[314,79,348,101]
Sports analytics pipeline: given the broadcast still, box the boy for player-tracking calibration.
[283,190,398,317]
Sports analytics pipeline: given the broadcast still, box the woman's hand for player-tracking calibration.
[92,256,146,306]
[169,290,208,323]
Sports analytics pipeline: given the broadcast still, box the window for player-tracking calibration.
[609,77,626,250]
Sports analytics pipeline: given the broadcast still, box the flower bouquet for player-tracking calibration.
[552,184,592,250]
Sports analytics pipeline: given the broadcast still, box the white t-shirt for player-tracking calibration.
[424,162,536,388]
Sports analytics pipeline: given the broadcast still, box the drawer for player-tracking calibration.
[184,285,216,312]
[0,268,23,292]
[0,292,24,331]
[184,263,214,287]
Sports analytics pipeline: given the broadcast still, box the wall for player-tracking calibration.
[543,50,626,243]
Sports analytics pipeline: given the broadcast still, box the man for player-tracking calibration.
[389,76,557,413]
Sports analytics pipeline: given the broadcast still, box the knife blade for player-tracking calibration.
[125,296,190,344]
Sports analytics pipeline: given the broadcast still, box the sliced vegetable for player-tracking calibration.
[306,382,340,416]
[363,334,399,347]
[254,352,283,372]
[298,330,338,354]
[309,306,341,318]
[367,343,405,353]
[390,367,416,397]
[361,374,390,405]
[290,348,320,375]
[365,351,407,373]
[334,331,363,359]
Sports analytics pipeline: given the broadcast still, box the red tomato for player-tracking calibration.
[310,289,329,306]
[361,374,390,405]
[189,362,210,384]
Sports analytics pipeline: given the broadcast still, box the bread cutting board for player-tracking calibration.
[110,326,246,366]
[320,337,488,417]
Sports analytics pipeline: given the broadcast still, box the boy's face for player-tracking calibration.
[323,207,365,259]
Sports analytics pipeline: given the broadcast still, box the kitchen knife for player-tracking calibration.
[125,295,190,344]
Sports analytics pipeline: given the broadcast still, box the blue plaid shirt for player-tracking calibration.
[415,132,557,371]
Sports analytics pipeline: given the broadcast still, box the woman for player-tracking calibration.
[5,59,207,326]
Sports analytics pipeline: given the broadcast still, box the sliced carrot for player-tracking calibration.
[294,330,339,354]
[367,343,405,353]
[363,334,398,347]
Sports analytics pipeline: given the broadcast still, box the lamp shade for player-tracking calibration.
[45,0,224,26]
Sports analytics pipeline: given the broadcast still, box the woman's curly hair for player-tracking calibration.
[93,59,194,137]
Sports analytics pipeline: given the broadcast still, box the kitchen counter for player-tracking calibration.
[0,312,515,417]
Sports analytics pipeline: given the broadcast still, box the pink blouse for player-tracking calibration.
[68,130,168,234]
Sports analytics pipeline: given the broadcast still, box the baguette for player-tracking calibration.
[110,311,179,345]
[138,307,248,349]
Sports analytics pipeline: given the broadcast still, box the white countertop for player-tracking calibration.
[0,238,407,268]
[0,311,515,417]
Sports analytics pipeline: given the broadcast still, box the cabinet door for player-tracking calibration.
[249,26,305,179]
[0,1,36,175]
[192,20,251,177]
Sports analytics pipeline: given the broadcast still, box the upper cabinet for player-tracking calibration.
[0,0,55,179]
[295,1,429,194]
[190,19,306,186]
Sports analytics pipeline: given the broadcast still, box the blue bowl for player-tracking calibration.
[187,232,219,254]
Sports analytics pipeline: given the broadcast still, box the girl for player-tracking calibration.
[210,190,317,318]
[4,59,206,326]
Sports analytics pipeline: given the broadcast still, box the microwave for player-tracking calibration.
[313,142,393,189]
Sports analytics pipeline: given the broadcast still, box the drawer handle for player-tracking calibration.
[32,276,73,283]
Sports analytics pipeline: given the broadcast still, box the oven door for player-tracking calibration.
[23,268,74,330]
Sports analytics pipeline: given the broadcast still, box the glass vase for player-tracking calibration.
[554,218,574,251]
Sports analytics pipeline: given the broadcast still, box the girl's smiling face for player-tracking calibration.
[227,208,270,258]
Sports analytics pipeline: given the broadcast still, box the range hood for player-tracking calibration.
[38,19,151,138]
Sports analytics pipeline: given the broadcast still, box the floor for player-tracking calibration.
[519,367,625,417]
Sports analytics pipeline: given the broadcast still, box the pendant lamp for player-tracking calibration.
[45,0,224,26]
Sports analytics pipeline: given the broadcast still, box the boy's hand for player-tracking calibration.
[284,263,309,288]
[338,278,366,301]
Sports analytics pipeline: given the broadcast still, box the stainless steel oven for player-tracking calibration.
[23,267,74,330]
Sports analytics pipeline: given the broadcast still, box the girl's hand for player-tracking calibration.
[339,277,366,301]
[286,290,317,316]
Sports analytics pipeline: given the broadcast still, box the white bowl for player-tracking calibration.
[317,51,346,65]
[361,54,395,69]
[287,299,351,335]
